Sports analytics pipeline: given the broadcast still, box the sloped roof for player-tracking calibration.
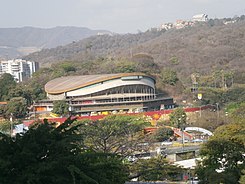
[45,73,154,94]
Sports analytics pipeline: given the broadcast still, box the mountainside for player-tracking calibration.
[24,18,245,79]
[24,30,164,66]
[0,26,110,58]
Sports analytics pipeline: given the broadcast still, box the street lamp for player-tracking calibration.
[181,125,185,150]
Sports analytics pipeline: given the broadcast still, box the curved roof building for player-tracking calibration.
[45,73,156,99]
[36,73,173,115]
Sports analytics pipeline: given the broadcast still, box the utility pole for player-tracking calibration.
[182,127,185,150]
[198,93,202,117]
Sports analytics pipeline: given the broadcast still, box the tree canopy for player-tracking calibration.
[52,100,69,116]
[0,118,128,184]
[129,156,184,181]
[0,73,16,101]
[169,108,187,129]
[77,115,150,157]
[160,68,179,85]
[1,97,28,119]
[151,127,174,142]
[196,112,245,184]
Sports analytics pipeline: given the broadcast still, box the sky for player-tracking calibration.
[1,0,245,33]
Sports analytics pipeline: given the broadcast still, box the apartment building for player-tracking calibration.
[0,59,39,82]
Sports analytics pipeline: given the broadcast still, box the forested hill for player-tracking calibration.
[0,26,110,58]
[24,17,245,77]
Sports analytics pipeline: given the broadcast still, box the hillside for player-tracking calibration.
[0,26,110,58]
[24,18,245,79]
[24,30,164,66]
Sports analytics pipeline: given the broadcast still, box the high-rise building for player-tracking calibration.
[0,59,39,82]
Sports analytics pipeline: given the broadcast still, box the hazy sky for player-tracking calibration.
[1,0,245,33]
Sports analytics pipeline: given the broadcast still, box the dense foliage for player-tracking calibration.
[0,73,16,101]
[152,127,174,142]
[160,69,179,86]
[52,100,69,116]
[1,97,28,119]
[196,105,245,184]
[129,156,184,181]
[169,108,187,129]
[200,86,245,107]
[0,115,191,183]
[77,115,150,156]
[0,118,128,184]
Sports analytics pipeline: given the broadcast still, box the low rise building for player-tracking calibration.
[158,23,174,31]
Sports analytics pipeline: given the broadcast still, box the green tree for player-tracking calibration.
[2,97,28,119]
[52,100,69,116]
[201,87,245,107]
[230,102,245,123]
[0,120,20,135]
[129,155,184,181]
[0,118,128,184]
[60,62,76,73]
[169,108,187,129]
[152,127,174,142]
[7,84,33,106]
[131,53,159,73]
[0,73,16,101]
[239,170,245,184]
[28,82,46,101]
[160,68,178,85]
[78,115,150,156]
[196,120,245,184]
[225,102,242,114]
[114,61,137,73]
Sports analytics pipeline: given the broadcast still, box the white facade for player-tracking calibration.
[192,14,208,22]
[66,77,155,97]
[46,75,156,101]
[158,23,173,31]
[0,59,39,82]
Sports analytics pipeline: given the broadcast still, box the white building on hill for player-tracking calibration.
[0,59,39,82]
[192,14,208,22]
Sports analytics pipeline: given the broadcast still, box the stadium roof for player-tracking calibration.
[45,73,155,94]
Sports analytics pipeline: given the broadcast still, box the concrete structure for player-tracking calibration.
[192,14,208,22]
[174,20,195,29]
[158,14,208,31]
[0,59,39,82]
[158,23,173,31]
[185,127,213,136]
[34,73,174,115]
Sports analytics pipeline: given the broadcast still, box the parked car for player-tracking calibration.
[161,141,173,146]
[192,139,203,143]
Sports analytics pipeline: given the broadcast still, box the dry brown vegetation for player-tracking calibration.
[22,17,245,103]
[24,17,245,78]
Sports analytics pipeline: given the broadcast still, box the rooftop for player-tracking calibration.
[45,73,155,94]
